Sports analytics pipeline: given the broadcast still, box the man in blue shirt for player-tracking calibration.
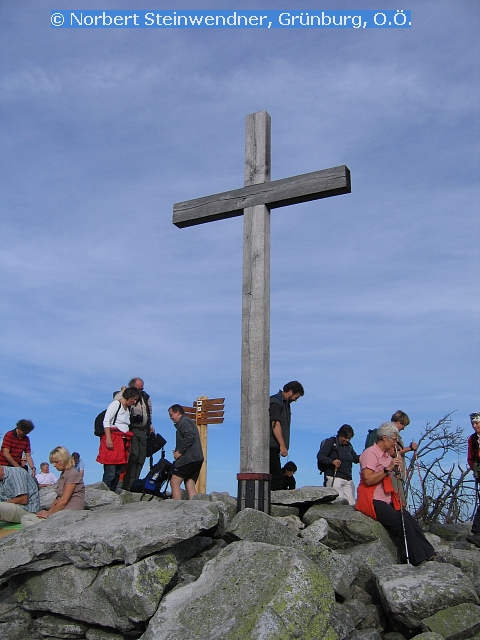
[0,464,40,526]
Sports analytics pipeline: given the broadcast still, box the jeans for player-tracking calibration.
[102,464,122,492]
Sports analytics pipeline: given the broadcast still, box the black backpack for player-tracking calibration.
[94,401,121,437]
[317,437,338,473]
[130,456,172,500]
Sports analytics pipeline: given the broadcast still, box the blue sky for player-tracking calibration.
[1,0,478,495]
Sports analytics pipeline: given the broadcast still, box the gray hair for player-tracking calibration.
[376,422,399,442]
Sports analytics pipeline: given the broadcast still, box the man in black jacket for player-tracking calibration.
[317,424,359,505]
[168,404,204,500]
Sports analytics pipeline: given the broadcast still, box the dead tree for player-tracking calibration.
[404,413,475,526]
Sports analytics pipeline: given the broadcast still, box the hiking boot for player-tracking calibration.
[466,533,480,548]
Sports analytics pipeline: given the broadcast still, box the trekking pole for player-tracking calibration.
[331,446,339,488]
[394,444,410,564]
[413,445,424,488]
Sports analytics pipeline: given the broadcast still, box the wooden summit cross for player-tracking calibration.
[173,111,350,512]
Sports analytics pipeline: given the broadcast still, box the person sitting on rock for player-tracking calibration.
[281,461,297,490]
[35,462,58,488]
[356,422,436,566]
[35,446,85,520]
[0,464,41,527]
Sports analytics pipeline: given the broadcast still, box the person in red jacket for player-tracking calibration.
[466,412,480,548]
[356,422,436,566]
[96,387,140,491]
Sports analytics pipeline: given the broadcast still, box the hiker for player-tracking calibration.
[0,465,40,527]
[114,377,154,491]
[317,424,359,505]
[96,387,141,491]
[282,461,297,490]
[72,452,84,479]
[466,411,480,548]
[269,381,305,491]
[356,422,436,566]
[35,447,85,519]
[365,411,417,503]
[35,462,58,488]
[168,404,204,500]
[0,419,36,477]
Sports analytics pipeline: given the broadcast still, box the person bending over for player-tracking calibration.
[318,424,359,505]
[269,381,304,491]
[96,387,141,491]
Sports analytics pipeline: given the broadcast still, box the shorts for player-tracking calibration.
[172,461,203,482]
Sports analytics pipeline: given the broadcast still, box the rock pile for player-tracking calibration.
[0,483,479,639]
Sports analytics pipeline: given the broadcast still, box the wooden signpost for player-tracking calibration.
[182,396,225,494]
[174,111,350,512]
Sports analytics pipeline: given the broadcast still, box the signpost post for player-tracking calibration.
[182,396,225,494]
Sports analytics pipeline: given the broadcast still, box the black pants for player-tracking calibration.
[473,502,480,534]
[122,428,147,491]
[373,500,435,566]
[270,449,284,491]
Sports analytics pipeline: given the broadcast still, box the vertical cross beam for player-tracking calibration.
[173,110,351,512]
[237,111,271,512]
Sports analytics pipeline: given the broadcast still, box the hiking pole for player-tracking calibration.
[413,445,424,489]
[331,448,339,489]
[394,444,410,565]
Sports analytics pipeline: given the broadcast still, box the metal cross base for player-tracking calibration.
[237,473,271,513]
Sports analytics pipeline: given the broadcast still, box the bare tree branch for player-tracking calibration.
[404,413,474,525]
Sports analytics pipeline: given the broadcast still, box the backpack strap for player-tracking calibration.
[112,401,122,425]
[329,437,339,460]
[142,391,152,427]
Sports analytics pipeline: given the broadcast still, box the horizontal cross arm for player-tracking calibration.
[173,165,350,228]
